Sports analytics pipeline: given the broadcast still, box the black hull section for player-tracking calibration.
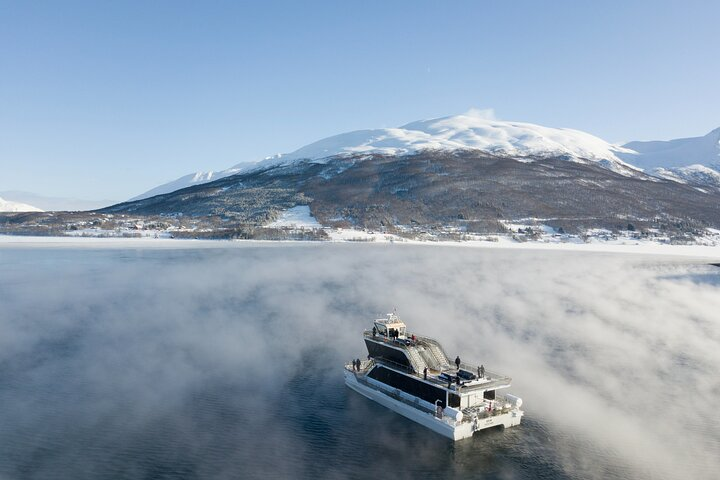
[368,365,447,408]
[364,338,412,370]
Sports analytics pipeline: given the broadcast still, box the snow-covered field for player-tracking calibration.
[3,206,720,258]
[266,205,323,229]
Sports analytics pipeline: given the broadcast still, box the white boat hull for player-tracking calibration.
[344,370,523,441]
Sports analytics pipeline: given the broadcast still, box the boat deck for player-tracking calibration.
[362,330,512,391]
[345,361,517,425]
[345,315,523,440]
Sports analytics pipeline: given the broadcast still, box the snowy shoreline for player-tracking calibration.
[2,233,720,260]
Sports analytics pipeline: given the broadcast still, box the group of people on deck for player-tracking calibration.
[454,356,485,379]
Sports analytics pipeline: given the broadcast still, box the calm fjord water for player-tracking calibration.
[1,244,718,479]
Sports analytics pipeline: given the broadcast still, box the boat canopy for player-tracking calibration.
[374,313,406,338]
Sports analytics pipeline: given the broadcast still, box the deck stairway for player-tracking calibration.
[404,346,428,374]
[416,346,440,370]
[362,329,453,374]
[404,341,452,373]
[419,337,452,371]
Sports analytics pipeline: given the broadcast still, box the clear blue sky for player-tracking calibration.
[1,0,718,200]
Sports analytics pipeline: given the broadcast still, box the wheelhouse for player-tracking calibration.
[373,313,407,339]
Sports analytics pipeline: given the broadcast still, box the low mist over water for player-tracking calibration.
[1,244,718,479]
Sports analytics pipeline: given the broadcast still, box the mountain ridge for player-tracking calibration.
[133,114,720,202]
[131,113,641,201]
[5,149,720,242]
[102,150,720,235]
[5,114,720,244]
[620,127,720,171]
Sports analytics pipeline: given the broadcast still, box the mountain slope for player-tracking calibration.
[651,164,720,189]
[6,149,720,241]
[103,150,720,236]
[621,128,720,170]
[132,114,640,200]
[131,171,240,201]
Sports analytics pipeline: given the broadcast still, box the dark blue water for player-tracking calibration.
[1,244,716,479]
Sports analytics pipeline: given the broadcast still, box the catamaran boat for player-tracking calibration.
[344,313,523,440]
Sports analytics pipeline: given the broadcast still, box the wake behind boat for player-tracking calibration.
[344,313,523,440]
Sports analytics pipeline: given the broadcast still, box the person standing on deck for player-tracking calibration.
[480,364,485,378]
[423,367,428,380]
[455,356,461,370]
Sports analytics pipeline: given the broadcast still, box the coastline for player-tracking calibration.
[2,233,720,260]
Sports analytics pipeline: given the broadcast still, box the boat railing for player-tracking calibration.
[345,358,375,372]
[362,330,511,384]
[363,329,416,346]
[492,393,515,407]
[346,356,417,376]
[372,357,417,375]
[354,374,462,427]
[365,331,501,375]
[355,375,440,415]
[413,334,447,352]
[363,330,451,363]
[462,404,505,421]
[456,361,511,384]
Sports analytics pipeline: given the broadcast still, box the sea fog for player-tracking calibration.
[0,243,718,479]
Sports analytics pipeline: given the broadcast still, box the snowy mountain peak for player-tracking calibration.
[0,197,43,212]
[621,127,720,171]
[399,114,636,163]
[132,113,640,200]
[262,114,638,173]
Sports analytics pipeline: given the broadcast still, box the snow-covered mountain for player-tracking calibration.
[616,127,720,190]
[0,197,43,212]
[651,164,720,189]
[131,171,239,201]
[132,113,640,200]
[621,128,720,171]
[272,114,638,170]
[0,191,115,211]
